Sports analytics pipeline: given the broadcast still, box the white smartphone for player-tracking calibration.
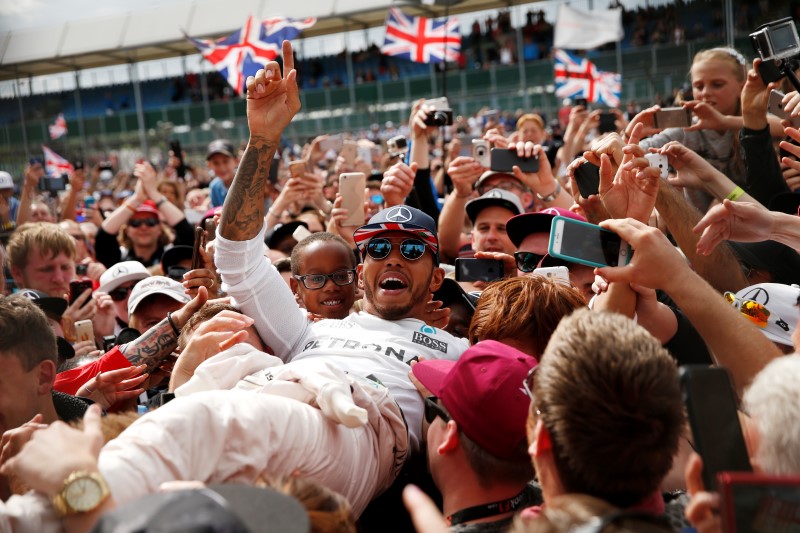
[549,216,632,269]
[768,89,800,126]
[644,152,669,180]
[338,172,366,227]
[340,141,358,167]
[74,319,94,343]
[292,225,312,243]
[533,266,571,284]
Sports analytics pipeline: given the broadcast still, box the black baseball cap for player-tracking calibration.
[506,207,586,248]
[265,221,308,250]
[206,139,236,160]
[353,205,440,262]
[16,289,67,319]
[161,245,194,272]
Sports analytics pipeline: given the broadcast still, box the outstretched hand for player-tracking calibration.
[245,40,301,140]
[693,200,774,255]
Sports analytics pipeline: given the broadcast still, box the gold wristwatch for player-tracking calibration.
[52,470,110,516]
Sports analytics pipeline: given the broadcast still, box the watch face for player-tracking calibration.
[65,475,104,512]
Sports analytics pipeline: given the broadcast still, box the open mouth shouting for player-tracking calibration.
[378,272,410,295]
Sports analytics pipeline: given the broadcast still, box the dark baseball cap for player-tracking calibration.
[16,289,67,319]
[161,245,194,272]
[465,188,524,225]
[265,221,308,250]
[353,205,440,260]
[206,139,236,160]
[506,207,586,248]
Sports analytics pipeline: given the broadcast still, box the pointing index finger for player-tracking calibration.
[282,40,294,77]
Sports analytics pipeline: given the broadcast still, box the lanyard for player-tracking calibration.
[446,488,528,526]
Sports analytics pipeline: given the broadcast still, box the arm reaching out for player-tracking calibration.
[219,40,301,242]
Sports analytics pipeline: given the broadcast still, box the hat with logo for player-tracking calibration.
[411,340,536,460]
[506,207,586,248]
[474,170,525,192]
[354,205,440,260]
[465,188,525,224]
[0,171,13,189]
[16,289,67,319]
[132,200,160,219]
[91,484,309,533]
[206,139,236,160]
[128,276,190,316]
[732,283,800,347]
[97,261,150,294]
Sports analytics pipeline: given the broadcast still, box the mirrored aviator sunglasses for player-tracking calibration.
[514,252,545,273]
[724,292,770,328]
[365,238,427,261]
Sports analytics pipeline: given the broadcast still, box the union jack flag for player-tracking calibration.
[553,49,621,108]
[42,145,73,176]
[49,113,67,140]
[186,15,315,95]
[381,7,461,64]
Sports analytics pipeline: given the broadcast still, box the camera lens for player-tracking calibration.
[432,111,448,126]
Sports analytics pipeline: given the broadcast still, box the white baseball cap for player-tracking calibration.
[0,171,13,189]
[732,283,800,347]
[128,276,190,316]
[98,261,151,294]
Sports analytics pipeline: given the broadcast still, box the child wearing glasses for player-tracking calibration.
[289,232,359,321]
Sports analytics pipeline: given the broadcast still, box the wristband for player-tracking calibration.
[537,180,562,202]
[166,311,181,337]
[726,186,745,201]
[267,207,279,219]
[155,197,167,208]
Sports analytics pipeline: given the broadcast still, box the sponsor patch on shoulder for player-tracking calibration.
[412,331,447,354]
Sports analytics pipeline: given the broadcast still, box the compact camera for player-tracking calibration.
[472,139,490,167]
[387,135,409,157]
[423,97,454,127]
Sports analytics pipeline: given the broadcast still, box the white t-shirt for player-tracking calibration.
[216,225,469,450]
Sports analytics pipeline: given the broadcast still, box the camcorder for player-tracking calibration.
[387,135,409,158]
[423,97,454,127]
[751,18,800,89]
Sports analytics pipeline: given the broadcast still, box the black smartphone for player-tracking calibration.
[102,335,117,353]
[490,148,540,173]
[75,263,88,276]
[454,258,504,283]
[191,226,206,270]
[268,155,280,184]
[574,97,589,108]
[598,112,617,134]
[38,175,67,192]
[574,161,601,198]
[69,280,94,307]
[169,140,187,179]
[73,160,84,171]
[680,365,753,490]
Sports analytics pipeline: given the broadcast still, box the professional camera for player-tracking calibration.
[423,97,454,127]
[751,18,800,89]
[387,135,409,157]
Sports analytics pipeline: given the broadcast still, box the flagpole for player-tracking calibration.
[441,2,449,98]
[14,77,31,161]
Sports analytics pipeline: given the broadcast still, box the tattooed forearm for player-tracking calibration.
[220,136,278,241]
[120,318,178,372]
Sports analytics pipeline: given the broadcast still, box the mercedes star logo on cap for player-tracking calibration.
[386,206,412,223]
[114,265,129,276]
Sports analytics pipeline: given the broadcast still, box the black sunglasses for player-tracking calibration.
[514,251,545,273]
[365,238,427,261]
[424,397,451,424]
[129,218,159,228]
[294,269,356,290]
[109,286,133,301]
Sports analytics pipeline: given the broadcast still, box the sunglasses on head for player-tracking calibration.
[109,285,133,301]
[514,252,545,273]
[294,268,356,290]
[129,218,159,228]
[724,292,772,328]
[424,397,451,424]
[522,365,538,399]
[365,238,427,261]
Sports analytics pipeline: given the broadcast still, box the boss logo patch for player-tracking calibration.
[412,331,447,354]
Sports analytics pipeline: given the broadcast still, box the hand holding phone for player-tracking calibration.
[573,160,601,198]
[338,173,366,227]
[490,148,540,173]
[74,319,94,343]
[192,226,206,270]
[549,216,632,269]
[653,107,692,129]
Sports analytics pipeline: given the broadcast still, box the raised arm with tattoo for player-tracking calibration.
[220,40,300,243]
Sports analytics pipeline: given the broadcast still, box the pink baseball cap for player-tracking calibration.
[412,340,536,460]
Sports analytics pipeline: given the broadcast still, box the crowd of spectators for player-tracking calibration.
[2,34,800,533]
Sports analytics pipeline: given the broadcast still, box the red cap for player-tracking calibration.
[412,340,536,460]
[135,200,160,218]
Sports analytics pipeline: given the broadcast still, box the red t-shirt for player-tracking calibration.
[54,347,132,395]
